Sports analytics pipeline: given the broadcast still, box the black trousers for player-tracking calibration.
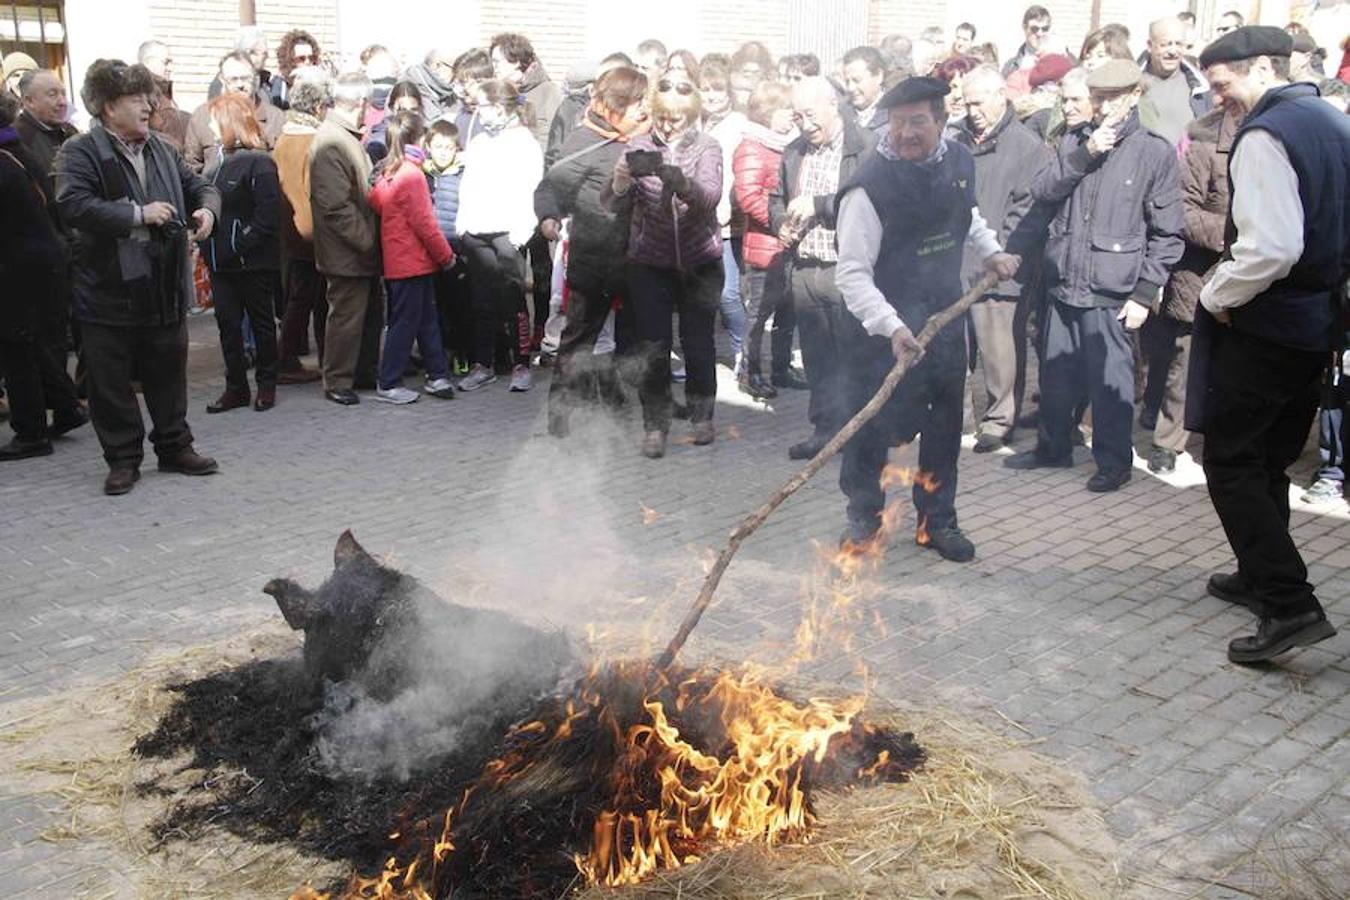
[462,232,529,368]
[549,281,624,420]
[1038,301,1135,471]
[628,260,720,431]
[526,230,552,343]
[743,262,794,379]
[279,257,328,367]
[81,320,193,466]
[1201,327,1326,617]
[791,262,849,440]
[434,264,473,365]
[0,268,80,440]
[840,325,966,534]
[212,270,278,391]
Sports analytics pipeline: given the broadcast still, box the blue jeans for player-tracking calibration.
[719,237,746,361]
[379,274,449,389]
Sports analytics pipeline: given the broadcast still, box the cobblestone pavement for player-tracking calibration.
[1,314,1347,898]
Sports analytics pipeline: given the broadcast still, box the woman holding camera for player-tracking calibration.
[535,65,649,436]
[606,75,723,458]
[200,91,282,413]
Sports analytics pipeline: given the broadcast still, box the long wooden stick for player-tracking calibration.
[656,271,1000,671]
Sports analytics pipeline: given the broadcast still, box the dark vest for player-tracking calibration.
[842,141,976,331]
[1226,82,1350,352]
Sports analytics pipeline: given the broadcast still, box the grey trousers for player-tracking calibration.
[968,295,1020,438]
[1152,319,1192,453]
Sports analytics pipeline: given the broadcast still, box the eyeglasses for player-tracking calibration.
[658,80,695,96]
[1027,24,1051,35]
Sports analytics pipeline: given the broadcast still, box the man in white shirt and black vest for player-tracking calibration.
[1189,26,1348,664]
[835,77,1020,562]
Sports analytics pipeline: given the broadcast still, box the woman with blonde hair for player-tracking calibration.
[607,75,723,458]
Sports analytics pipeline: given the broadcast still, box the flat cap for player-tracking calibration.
[1199,26,1294,69]
[877,75,949,109]
[2,51,38,82]
[1085,59,1142,91]
[1029,54,1075,88]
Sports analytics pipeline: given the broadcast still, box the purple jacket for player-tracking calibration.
[612,130,722,270]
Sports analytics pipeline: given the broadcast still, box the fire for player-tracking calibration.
[293,659,919,900]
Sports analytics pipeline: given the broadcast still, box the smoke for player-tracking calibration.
[305,393,664,782]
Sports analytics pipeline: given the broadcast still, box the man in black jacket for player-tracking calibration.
[769,76,877,460]
[55,60,221,496]
[954,66,1050,452]
[1005,60,1184,493]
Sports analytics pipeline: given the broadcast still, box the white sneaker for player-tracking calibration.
[509,364,533,392]
[458,365,497,392]
[1300,477,1344,504]
[374,386,419,404]
[424,377,456,399]
[671,353,687,383]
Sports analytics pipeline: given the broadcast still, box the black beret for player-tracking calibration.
[1199,25,1294,70]
[877,75,949,110]
[1291,33,1317,54]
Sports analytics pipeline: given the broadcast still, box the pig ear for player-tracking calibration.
[334,530,370,566]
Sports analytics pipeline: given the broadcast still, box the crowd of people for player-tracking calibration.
[0,9,1347,662]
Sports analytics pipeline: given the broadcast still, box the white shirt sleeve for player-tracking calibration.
[965,206,1001,261]
[836,190,905,338]
[1199,129,1304,314]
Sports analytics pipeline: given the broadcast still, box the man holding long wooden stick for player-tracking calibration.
[835,76,1020,562]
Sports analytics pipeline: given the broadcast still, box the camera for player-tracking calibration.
[625,149,664,178]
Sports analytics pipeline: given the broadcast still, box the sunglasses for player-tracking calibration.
[658,80,695,96]
[1027,24,1051,34]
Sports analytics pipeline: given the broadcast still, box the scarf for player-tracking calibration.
[581,108,633,143]
[740,121,793,153]
[286,109,323,130]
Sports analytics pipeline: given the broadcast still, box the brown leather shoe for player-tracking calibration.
[277,366,321,384]
[691,421,715,445]
[157,449,219,476]
[206,388,250,414]
[254,386,276,411]
[104,465,140,495]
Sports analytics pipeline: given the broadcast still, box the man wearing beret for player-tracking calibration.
[835,76,1020,562]
[1005,59,1184,493]
[1188,26,1348,663]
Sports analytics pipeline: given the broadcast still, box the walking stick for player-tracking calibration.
[656,271,1000,671]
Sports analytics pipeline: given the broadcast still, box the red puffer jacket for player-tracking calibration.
[369,154,454,279]
[733,134,785,270]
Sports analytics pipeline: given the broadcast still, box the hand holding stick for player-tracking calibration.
[656,271,1000,671]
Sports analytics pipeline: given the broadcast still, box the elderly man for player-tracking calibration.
[14,69,84,439]
[54,59,221,495]
[274,66,331,383]
[208,25,273,101]
[835,76,1020,561]
[1213,10,1244,40]
[953,66,1050,452]
[185,52,284,172]
[769,76,877,460]
[1139,16,1212,145]
[1189,27,1349,663]
[310,72,383,406]
[15,70,77,190]
[840,46,888,134]
[1005,60,1183,493]
[137,40,190,151]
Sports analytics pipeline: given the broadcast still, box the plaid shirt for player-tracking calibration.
[794,131,844,263]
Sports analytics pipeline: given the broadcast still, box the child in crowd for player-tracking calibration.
[367,111,457,404]
[423,120,473,375]
[455,79,544,393]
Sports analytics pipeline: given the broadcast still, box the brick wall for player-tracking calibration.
[147,0,339,111]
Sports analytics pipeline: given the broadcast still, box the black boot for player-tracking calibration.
[920,524,975,562]
[1228,611,1336,664]
[1206,572,1267,615]
[0,436,53,460]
